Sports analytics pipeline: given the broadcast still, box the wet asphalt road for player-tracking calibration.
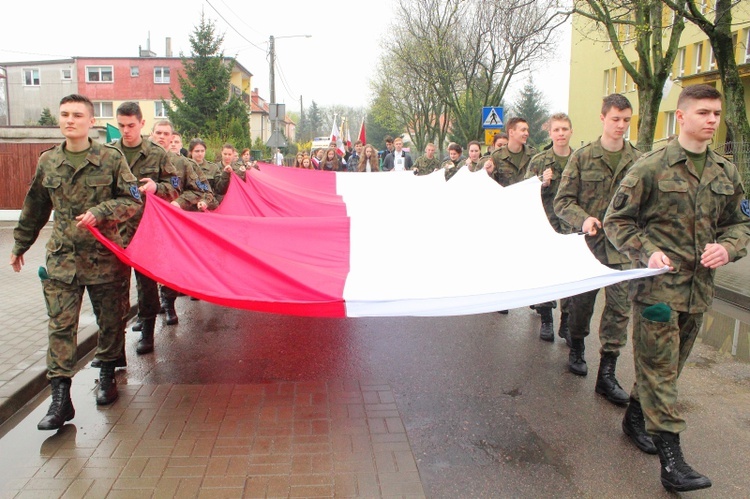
[3,297,750,497]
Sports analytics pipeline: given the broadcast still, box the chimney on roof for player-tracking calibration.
[166,37,172,57]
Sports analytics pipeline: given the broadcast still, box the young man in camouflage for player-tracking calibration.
[113,102,180,356]
[440,142,464,180]
[485,117,537,186]
[10,94,142,430]
[525,113,574,342]
[604,85,750,492]
[553,94,641,406]
[413,143,441,176]
[151,119,214,327]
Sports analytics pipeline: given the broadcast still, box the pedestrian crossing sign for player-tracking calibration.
[482,107,504,129]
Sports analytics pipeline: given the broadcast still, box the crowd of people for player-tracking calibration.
[8,85,750,493]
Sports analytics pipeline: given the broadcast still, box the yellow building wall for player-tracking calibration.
[569,10,750,150]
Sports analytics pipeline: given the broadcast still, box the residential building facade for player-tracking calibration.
[569,5,750,149]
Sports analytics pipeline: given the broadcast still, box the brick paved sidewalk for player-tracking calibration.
[0,370,425,498]
[0,223,136,426]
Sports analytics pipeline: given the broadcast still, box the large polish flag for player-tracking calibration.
[91,166,665,317]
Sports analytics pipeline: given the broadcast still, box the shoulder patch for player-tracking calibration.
[129,185,141,200]
[741,199,750,218]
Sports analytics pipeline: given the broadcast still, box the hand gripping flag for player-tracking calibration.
[89,167,666,317]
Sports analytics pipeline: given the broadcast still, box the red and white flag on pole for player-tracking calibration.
[329,118,346,156]
[358,118,366,145]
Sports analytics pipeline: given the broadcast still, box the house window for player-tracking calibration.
[155,101,168,118]
[93,101,113,118]
[622,69,628,92]
[700,0,708,14]
[665,112,676,138]
[86,66,113,83]
[131,66,140,77]
[61,69,72,80]
[610,68,617,93]
[694,42,703,73]
[23,68,40,86]
[709,46,717,70]
[154,67,170,84]
[678,47,686,77]
[603,70,609,96]
[746,29,750,63]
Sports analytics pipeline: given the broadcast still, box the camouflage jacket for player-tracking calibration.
[441,158,464,181]
[554,137,640,264]
[113,137,178,200]
[168,152,215,210]
[413,155,441,176]
[215,162,247,195]
[114,137,179,246]
[604,139,750,313]
[13,140,142,285]
[525,148,573,234]
[196,160,223,208]
[489,144,537,186]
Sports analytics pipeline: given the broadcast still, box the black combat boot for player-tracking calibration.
[595,352,629,405]
[539,308,554,342]
[165,300,178,326]
[568,338,587,376]
[136,317,156,354]
[652,432,712,492]
[558,312,570,347]
[622,398,657,454]
[37,377,75,430]
[131,317,144,332]
[96,362,119,405]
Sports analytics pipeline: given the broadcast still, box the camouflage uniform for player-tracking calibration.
[604,139,750,433]
[489,144,537,186]
[12,140,141,379]
[196,160,223,207]
[413,155,441,176]
[554,137,641,355]
[168,151,215,210]
[441,158,465,181]
[215,163,247,195]
[114,137,179,323]
[526,147,574,312]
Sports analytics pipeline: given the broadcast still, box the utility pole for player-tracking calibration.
[268,35,276,107]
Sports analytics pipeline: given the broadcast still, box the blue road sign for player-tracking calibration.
[482,107,504,129]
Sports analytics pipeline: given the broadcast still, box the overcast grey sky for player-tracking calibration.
[1,0,570,113]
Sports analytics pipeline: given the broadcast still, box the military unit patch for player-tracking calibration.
[130,185,141,200]
[171,176,180,189]
[741,199,750,217]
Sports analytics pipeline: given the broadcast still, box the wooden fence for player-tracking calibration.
[0,142,53,209]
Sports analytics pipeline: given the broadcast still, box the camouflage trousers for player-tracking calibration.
[43,277,129,379]
[567,263,631,356]
[160,284,179,303]
[631,301,703,434]
[135,270,160,320]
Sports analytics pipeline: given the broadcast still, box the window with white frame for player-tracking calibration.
[610,68,617,93]
[154,101,168,118]
[665,111,676,138]
[678,47,686,77]
[60,69,72,80]
[700,0,708,14]
[694,42,703,73]
[130,66,139,77]
[154,67,170,84]
[622,69,628,92]
[93,101,113,118]
[746,29,750,63]
[23,68,40,86]
[603,70,609,96]
[709,46,716,70]
[86,66,113,82]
